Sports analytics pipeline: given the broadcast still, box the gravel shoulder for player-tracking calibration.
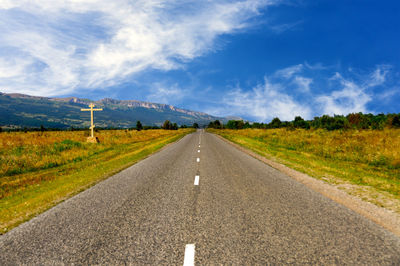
[213,133,400,237]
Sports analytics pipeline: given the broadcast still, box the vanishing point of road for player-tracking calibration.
[1,130,400,264]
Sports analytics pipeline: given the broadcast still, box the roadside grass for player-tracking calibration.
[208,128,400,212]
[0,129,194,233]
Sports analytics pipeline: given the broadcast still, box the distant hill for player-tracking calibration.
[0,92,229,129]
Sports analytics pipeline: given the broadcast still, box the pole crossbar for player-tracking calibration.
[81,103,103,138]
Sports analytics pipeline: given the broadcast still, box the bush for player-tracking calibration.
[269,118,281,128]
[208,120,222,129]
[162,120,178,130]
[226,120,245,129]
[218,112,400,131]
[293,116,310,129]
[136,121,143,131]
[162,120,171,130]
[391,115,400,128]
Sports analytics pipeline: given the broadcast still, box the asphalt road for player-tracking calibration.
[1,130,400,264]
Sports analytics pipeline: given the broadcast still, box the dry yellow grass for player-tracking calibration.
[1,130,178,182]
[0,129,193,233]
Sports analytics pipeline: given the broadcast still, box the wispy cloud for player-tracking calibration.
[376,88,399,101]
[269,20,303,33]
[146,83,187,105]
[210,64,392,121]
[367,64,390,87]
[220,77,312,121]
[0,0,279,96]
[317,65,392,116]
[293,76,312,92]
[304,61,328,70]
[274,64,303,79]
[317,73,371,115]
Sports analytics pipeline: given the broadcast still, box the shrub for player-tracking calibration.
[162,120,171,130]
[391,115,400,128]
[269,118,281,128]
[136,121,143,131]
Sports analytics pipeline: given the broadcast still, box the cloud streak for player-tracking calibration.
[0,0,277,96]
[220,78,312,121]
[211,64,392,122]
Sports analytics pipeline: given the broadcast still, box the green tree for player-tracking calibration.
[252,122,264,129]
[193,122,199,129]
[136,121,143,131]
[269,117,281,128]
[208,120,222,129]
[162,120,171,130]
[293,116,310,129]
[391,114,400,128]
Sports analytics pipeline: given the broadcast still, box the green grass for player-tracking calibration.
[0,129,194,233]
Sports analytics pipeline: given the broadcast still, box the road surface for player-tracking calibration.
[1,130,400,264]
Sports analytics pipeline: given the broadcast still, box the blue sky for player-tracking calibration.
[0,0,399,122]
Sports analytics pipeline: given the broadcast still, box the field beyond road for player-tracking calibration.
[208,128,400,213]
[0,128,194,233]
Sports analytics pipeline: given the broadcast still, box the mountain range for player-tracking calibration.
[0,92,232,129]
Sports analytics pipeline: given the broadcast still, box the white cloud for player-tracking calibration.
[211,64,392,121]
[221,77,311,121]
[293,76,312,92]
[274,64,303,79]
[376,88,398,101]
[0,0,278,96]
[146,83,187,105]
[317,72,372,115]
[317,66,393,116]
[304,61,328,70]
[269,20,303,33]
[367,65,390,87]
[0,57,32,78]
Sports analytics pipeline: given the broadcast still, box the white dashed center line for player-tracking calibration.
[198,150,200,153]
[196,158,200,162]
[183,244,195,266]
[194,175,199,185]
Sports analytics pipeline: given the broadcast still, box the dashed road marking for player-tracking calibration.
[198,150,200,153]
[194,175,199,185]
[196,158,200,162]
[183,244,195,266]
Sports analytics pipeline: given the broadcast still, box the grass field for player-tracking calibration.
[208,128,400,212]
[0,128,194,233]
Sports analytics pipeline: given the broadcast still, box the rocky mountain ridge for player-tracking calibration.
[0,92,229,128]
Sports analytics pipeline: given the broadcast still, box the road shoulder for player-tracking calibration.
[212,133,400,237]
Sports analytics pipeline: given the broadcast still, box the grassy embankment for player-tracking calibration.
[0,129,194,233]
[209,128,400,212]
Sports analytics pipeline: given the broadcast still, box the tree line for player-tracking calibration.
[208,113,400,130]
[0,120,200,132]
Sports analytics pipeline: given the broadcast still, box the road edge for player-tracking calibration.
[211,132,400,237]
[1,130,195,235]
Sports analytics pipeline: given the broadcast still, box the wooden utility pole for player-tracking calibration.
[81,103,103,142]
